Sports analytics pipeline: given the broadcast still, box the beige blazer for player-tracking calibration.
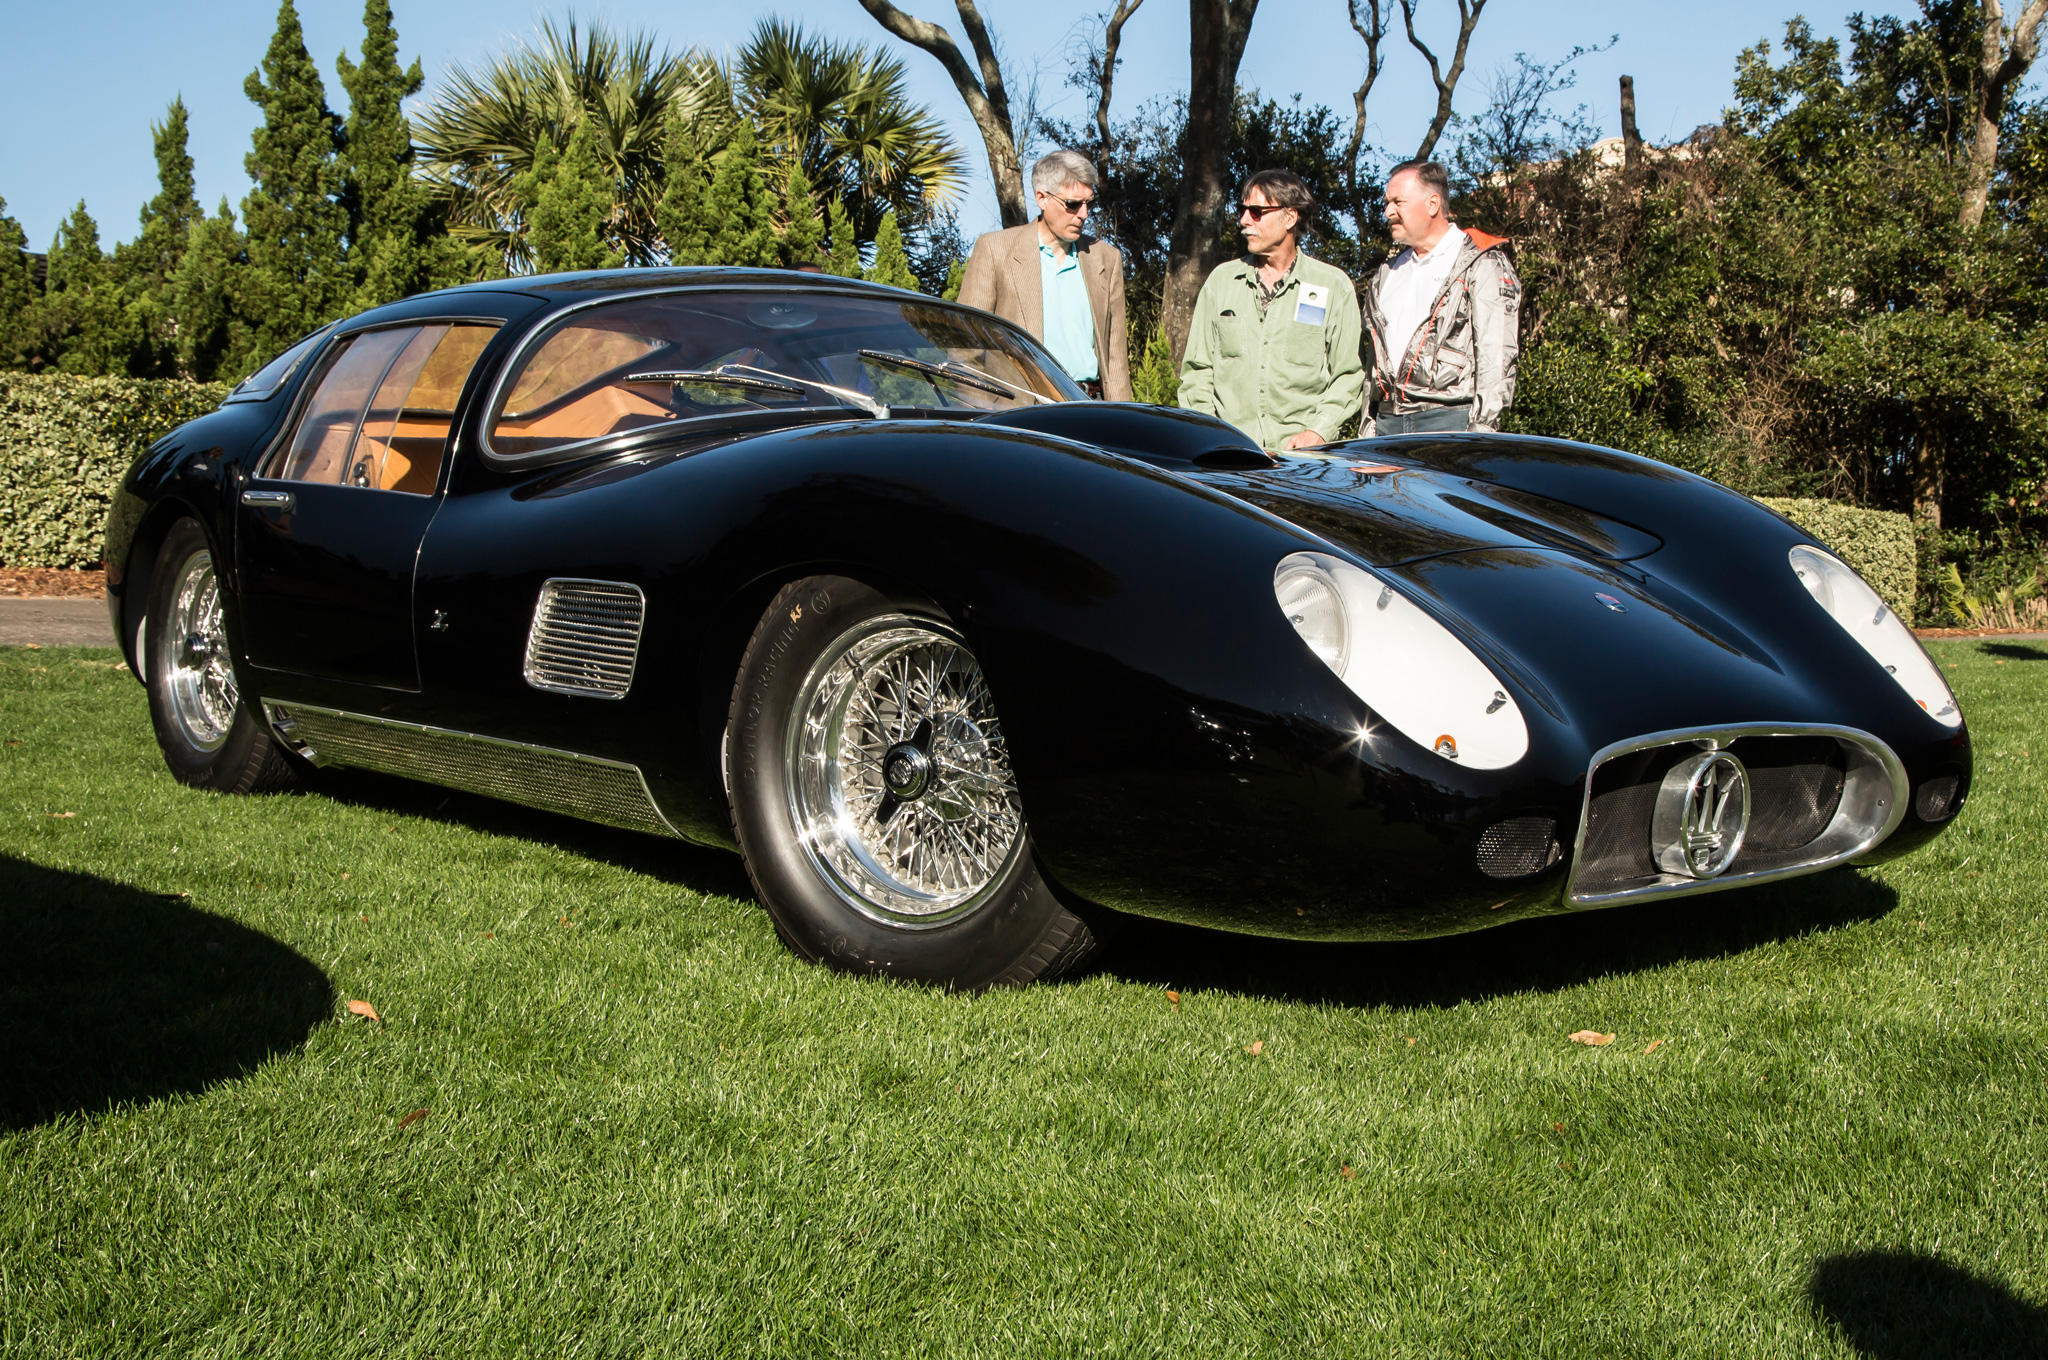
[957,223,1133,401]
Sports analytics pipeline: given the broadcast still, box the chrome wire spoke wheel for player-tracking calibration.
[787,615,1026,927]
[157,548,238,753]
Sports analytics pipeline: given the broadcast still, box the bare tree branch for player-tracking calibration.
[1399,0,1490,162]
[1959,0,2048,229]
[854,0,1031,226]
[1095,0,1147,169]
[1344,0,1391,201]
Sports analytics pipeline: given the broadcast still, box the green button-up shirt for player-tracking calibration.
[1178,252,1365,451]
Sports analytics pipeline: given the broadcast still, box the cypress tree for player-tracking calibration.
[778,165,827,270]
[826,198,861,278]
[866,210,917,291]
[337,0,466,310]
[119,98,204,376]
[242,0,349,361]
[171,200,253,382]
[701,123,779,268]
[657,110,715,266]
[0,199,32,369]
[39,204,133,376]
[942,258,965,302]
[518,122,624,273]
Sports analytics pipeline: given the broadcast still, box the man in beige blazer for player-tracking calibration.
[958,150,1132,400]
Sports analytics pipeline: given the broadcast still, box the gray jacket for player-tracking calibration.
[1362,228,1521,433]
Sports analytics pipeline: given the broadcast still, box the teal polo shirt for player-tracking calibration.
[1039,239,1098,382]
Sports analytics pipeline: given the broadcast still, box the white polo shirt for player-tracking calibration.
[1378,225,1467,371]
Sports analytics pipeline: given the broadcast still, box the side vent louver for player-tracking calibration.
[524,578,645,699]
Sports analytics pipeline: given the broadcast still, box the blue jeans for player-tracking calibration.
[1376,404,1471,434]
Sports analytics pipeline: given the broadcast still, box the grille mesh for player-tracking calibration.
[1476,816,1562,879]
[279,706,676,838]
[524,579,645,698]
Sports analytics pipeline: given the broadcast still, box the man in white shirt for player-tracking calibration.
[1362,160,1521,435]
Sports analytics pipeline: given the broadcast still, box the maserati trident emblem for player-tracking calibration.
[1651,749,1752,879]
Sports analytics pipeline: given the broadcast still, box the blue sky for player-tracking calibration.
[1,0,1882,250]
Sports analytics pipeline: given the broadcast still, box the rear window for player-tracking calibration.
[488,290,1081,459]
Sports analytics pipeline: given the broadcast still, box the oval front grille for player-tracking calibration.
[524,578,645,698]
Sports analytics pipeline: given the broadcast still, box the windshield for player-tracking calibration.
[489,289,1084,458]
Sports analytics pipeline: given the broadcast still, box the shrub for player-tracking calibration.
[0,373,228,569]
[1756,496,1917,621]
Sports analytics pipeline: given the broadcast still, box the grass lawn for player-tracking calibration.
[2,639,2045,1358]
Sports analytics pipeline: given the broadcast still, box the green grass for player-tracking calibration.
[2,640,2045,1358]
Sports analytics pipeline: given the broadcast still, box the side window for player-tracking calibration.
[350,324,496,493]
[265,323,497,492]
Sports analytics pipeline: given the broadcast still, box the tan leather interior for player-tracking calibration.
[493,384,672,444]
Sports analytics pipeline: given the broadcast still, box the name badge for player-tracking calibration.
[1294,282,1329,326]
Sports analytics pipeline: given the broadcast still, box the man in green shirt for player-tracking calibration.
[1179,170,1365,450]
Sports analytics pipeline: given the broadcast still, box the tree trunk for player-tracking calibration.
[1618,75,1642,176]
[1914,411,1944,529]
[854,0,1031,227]
[1343,0,1391,209]
[1959,0,2046,231]
[1095,0,1147,172]
[1161,0,1260,366]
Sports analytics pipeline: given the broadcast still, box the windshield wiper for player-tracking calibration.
[623,364,887,419]
[856,349,1051,405]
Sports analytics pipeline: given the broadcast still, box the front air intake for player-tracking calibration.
[523,578,646,699]
[1476,815,1562,879]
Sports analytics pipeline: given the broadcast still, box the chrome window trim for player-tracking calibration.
[476,282,1083,470]
[1562,721,1909,909]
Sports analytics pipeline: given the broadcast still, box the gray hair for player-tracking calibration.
[1032,150,1099,197]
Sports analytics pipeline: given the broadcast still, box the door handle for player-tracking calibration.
[241,489,294,510]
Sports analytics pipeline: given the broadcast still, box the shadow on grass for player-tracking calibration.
[1810,1250,2048,1359]
[1977,641,2047,661]
[0,856,332,1131]
[1101,866,1898,1008]
[311,767,756,901]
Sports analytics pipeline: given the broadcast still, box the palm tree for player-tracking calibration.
[736,19,967,241]
[414,17,728,270]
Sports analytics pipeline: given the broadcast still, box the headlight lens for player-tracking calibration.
[1789,545,1960,727]
[1274,551,1529,769]
[1274,560,1349,673]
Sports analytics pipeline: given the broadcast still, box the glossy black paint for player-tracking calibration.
[104,269,1972,943]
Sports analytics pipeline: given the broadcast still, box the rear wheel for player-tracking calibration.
[145,519,304,794]
[726,577,1098,988]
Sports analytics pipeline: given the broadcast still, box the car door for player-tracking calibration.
[236,321,497,690]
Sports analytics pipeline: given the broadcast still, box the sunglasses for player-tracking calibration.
[1038,192,1095,214]
[1236,202,1291,221]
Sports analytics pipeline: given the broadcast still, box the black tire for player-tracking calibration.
[144,519,305,795]
[726,576,1098,989]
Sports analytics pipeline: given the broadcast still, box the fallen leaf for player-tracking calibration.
[340,871,351,880]
[1244,1040,1264,1055]
[46,811,76,818]
[1488,899,1509,910]
[395,1109,428,1132]
[1339,1164,1356,1180]
[1568,1030,1616,1047]
[481,931,494,939]
[1295,907,1306,916]
[5,739,21,746]
[1643,1039,1665,1055]
[1404,1035,1417,1046]
[21,642,40,650]
[346,999,382,1023]
[1553,1122,1567,1133]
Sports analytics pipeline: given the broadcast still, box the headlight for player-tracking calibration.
[1274,551,1529,769]
[1789,545,1959,727]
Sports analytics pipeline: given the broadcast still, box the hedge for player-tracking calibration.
[1756,496,1917,620]
[0,373,228,569]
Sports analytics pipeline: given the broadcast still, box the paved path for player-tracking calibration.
[0,598,117,648]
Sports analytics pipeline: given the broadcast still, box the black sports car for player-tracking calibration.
[103,269,1971,988]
